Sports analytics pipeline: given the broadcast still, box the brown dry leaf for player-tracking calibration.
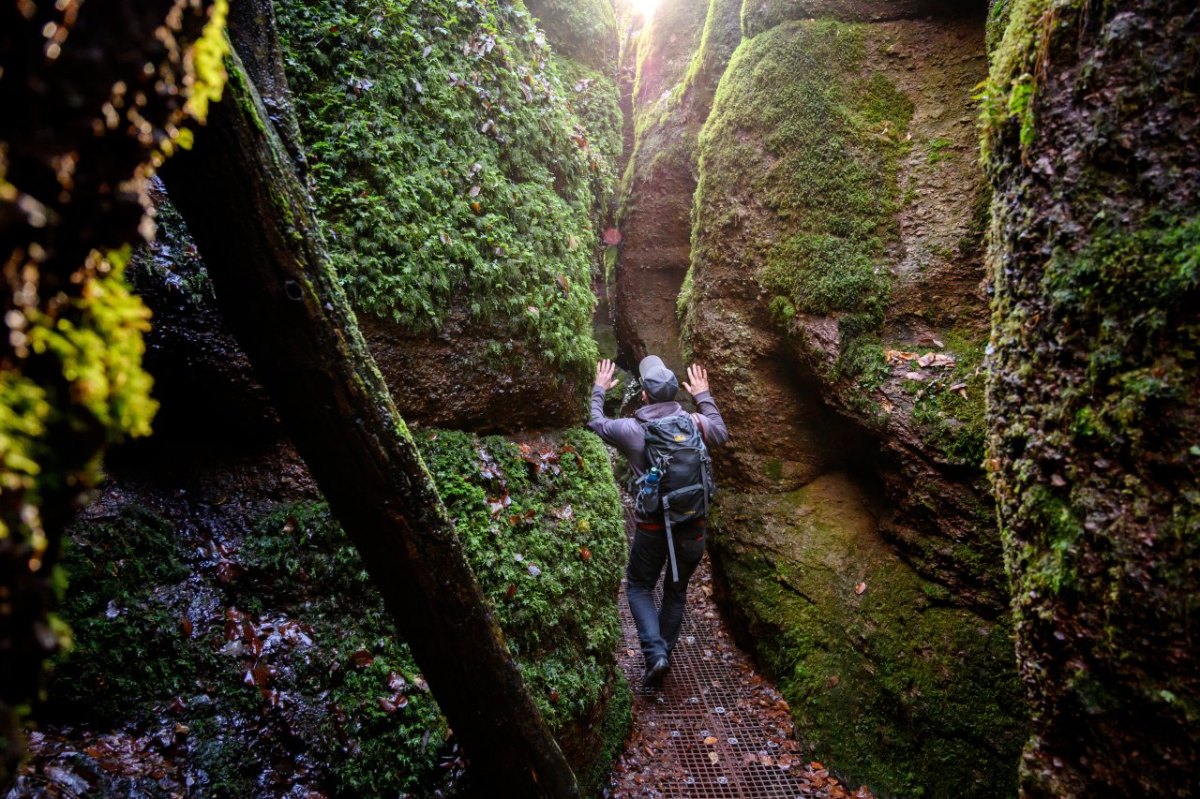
[556,274,570,293]
[349,649,374,668]
[885,349,918,363]
[282,514,298,535]
[580,546,592,561]
[470,201,482,214]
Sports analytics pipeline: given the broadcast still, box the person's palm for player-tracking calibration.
[595,359,619,391]
[683,364,709,395]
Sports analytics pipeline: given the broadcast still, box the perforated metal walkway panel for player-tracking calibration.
[610,551,837,799]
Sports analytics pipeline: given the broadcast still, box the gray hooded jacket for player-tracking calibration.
[587,385,730,507]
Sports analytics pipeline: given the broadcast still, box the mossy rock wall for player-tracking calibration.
[42,430,628,797]
[611,0,732,372]
[710,474,1024,798]
[272,0,620,429]
[678,7,1025,796]
[524,0,618,73]
[685,12,1002,604]
[982,0,1200,794]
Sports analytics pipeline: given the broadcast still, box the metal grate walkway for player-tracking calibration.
[609,541,871,799]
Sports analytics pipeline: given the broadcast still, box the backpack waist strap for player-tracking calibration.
[635,520,707,532]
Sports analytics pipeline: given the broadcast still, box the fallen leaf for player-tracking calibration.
[580,546,592,561]
[855,581,867,595]
[350,649,374,668]
[556,274,570,293]
[708,752,719,765]
[703,736,717,745]
[470,201,482,214]
[885,349,919,363]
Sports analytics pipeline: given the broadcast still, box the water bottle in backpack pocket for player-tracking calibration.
[632,415,715,522]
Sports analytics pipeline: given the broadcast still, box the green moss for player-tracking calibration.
[524,0,617,72]
[688,20,910,368]
[978,0,1088,162]
[711,481,1025,798]
[52,429,627,794]
[1045,215,1200,450]
[909,329,988,467]
[927,137,954,165]
[276,0,610,383]
[415,429,625,731]
[986,0,1016,55]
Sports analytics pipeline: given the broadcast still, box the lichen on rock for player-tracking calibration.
[983,0,1200,794]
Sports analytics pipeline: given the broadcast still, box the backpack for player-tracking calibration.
[632,414,716,582]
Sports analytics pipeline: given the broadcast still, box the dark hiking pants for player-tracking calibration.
[626,525,705,664]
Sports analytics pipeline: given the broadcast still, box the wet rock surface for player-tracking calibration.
[708,474,1024,798]
[982,0,1200,794]
[14,427,628,798]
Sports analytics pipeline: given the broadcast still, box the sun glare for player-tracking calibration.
[629,0,661,19]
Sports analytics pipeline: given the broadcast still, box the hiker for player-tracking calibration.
[588,356,729,687]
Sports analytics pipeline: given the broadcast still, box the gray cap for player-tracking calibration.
[639,355,678,402]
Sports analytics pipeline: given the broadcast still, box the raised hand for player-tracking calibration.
[683,364,709,396]
[594,359,619,391]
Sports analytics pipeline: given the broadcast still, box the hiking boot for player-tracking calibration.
[642,656,669,688]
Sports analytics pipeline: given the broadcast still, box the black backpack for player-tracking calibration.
[632,414,715,582]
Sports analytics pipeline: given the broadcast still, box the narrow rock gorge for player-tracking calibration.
[3,0,1197,797]
[614,2,1026,796]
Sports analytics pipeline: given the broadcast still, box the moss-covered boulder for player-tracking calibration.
[274,0,619,430]
[981,0,1200,794]
[677,7,1025,796]
[612,0,741,372]
[685,13,1001,603]
[710,473,1025,798]
[42,430,628,797]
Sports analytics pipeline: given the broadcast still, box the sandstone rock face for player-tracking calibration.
[982,1,1200,795]
[361,314,585,432]
[714,474,1025,799]
[613,0,741,374]
[687,11,1002,607]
